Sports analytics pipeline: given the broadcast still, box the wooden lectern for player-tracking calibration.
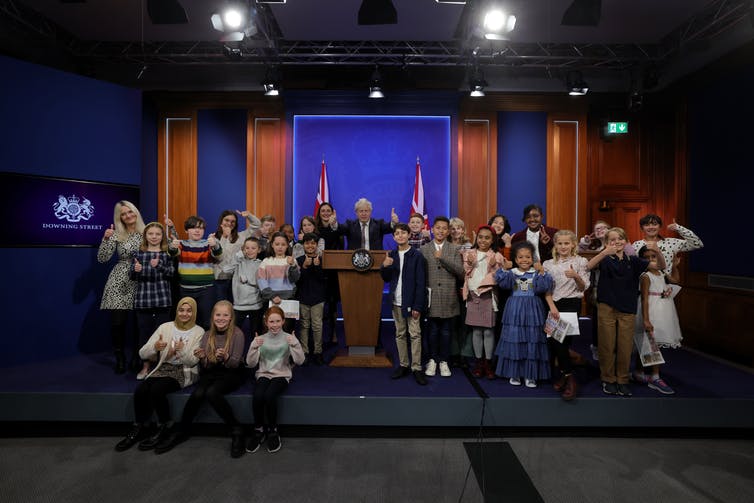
[322,250,392,367]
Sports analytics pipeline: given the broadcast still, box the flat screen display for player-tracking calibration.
[0,172,140,247]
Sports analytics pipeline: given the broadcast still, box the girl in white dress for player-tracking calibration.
[634,246,682,394]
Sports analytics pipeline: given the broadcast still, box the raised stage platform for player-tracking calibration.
[2,325,753,430]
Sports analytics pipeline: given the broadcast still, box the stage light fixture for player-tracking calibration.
[261,66,281,96]
[368,66,385,98]
[211,2,248,32]
[469,66,487,97]
[483,6,516,40]
[566,71,589,96]
[263,83,279,96]
[358,0,398,25]
[628,91,643,112]
[222,44,243,60]
[147,0,188,25]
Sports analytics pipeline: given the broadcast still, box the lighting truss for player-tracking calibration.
[0,0,751,75]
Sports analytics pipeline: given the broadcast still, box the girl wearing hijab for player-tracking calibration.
[114,297,205,452]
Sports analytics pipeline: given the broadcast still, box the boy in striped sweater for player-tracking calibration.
[168,215,222,329]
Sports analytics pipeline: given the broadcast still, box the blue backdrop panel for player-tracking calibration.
[497,111,548,231]
[141,97,159,221]
[292,115,451,249]
[688,66,754,277]
[197,109,248,227]
[0,55,142,185]
[0,55,143,366]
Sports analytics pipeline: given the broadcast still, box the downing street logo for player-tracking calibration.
[54,195,94,223]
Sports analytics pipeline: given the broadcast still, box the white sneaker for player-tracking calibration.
[425,359,437,377]
[525,378,537,388]
[509,377,521,386]
[439,361,451,377]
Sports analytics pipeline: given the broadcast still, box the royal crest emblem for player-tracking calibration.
[54,194,94,223]
[351,248,374,272]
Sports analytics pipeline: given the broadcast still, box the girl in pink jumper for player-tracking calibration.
[245,306,305,453]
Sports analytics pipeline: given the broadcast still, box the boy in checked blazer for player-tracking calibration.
[420,216,465,377]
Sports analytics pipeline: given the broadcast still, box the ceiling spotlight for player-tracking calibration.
[222,44,243,60]
[628,91,643,111]
[566,71,589,96]
[212,3,247,32]
[223,8,244,29]
[263,83,279,96]
[211,2,256,41]
[483,7,516,40]
[368,66,385,98]
[358,0,398,25]
[469,66,487,97]
[262,67,281,96]
[561,0,602,27]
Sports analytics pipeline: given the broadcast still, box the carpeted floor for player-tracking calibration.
[1,435,753,503]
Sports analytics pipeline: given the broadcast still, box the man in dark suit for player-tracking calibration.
[331,197,399,250]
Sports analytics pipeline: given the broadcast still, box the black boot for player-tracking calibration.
[114,351,126,375]
[138,423,169,451]
[230,426,245,458]
[115,423,146,452]
[154,427,188,455]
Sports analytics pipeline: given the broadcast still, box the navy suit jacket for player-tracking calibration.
[380,247,427,317]
[336,218,393,250]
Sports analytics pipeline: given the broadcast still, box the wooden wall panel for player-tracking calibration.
[677,273,754,367]
[458,119,496,229]
[157,115,196,237]
[591,128,647,198]
[589,201,648,242]
[547,116,588,236]
[249,117,284,223]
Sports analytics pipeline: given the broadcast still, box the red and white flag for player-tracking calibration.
[314,159,330,216]
[409,158,430,231]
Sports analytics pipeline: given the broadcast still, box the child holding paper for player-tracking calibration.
[257,231,301,333]
[632,248,682,395]
[543,230,590,400]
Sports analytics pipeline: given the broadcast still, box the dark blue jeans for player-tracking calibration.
[427,317,452,363]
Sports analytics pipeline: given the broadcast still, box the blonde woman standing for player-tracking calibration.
[98,200,145,374]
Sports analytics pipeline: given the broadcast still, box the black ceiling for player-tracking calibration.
[1,0,752,93]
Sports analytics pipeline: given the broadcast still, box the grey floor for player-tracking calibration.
[1,436,753,503]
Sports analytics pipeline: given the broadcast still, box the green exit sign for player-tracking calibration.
[606,121,629,134]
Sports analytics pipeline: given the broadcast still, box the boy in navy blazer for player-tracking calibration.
[380,223,428,385]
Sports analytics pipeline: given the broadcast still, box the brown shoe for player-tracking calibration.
[471,358,484,378]
[561,374,578,401]
[484,359,496,380]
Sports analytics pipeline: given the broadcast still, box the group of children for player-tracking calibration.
[115,298,303,457]
[103,200,701,456]
[380,205,701,403]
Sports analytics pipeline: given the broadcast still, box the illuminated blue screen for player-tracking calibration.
[293,115,451,248]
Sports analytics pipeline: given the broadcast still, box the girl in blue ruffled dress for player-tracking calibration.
[494,241,554,388]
